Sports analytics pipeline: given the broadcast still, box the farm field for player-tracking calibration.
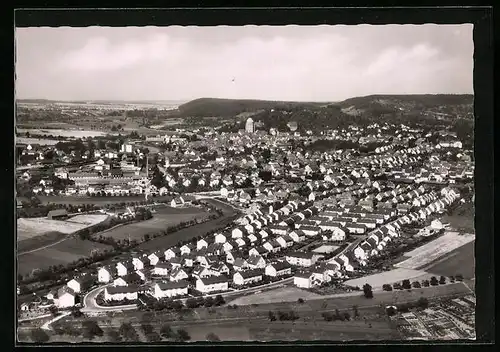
[424,241,475,280]
[96,206,210,241]
[36,195,173,205]
[17,214,108,241]
[395,232,475,270]
[16,137,60,146]
[17,238,112,276]
[343,268,434,290]
[17,128,109,138]
[230,286,323,306]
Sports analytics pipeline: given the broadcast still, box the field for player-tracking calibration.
[17,128,109,138]
[395,232,475,270]
[36,195,173,205]
[16,137,60,145]
[96,206,209,241]
[343,268,434,290]
[17,214,108,241]
[313,244,339,254]
[17,238,113,276]
[230,286,323,306]
[424,241,475,279]
[441,201,475,232]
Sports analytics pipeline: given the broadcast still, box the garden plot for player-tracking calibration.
[395,232,475,270]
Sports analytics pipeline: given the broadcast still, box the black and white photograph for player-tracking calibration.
[15,15,480,344]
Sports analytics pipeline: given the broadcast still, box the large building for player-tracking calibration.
[245,118,255,133]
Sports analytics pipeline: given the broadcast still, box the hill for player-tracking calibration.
[177,98,327,118]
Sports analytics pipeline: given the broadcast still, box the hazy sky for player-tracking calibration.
[15,24,473,102]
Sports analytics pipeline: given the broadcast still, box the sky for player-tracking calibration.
[15,24,474,102]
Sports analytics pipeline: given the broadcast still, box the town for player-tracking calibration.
[17,98,475,343]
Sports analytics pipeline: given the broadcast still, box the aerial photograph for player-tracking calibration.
[16,24,475,343]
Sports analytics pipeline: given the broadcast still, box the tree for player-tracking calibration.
[146,332,161,342]
[107,329,122,342]
[382,284,393,291]
[204,296,215,307]
[412,281,422,289]
[49,305,59,317]
[30,328,50,343]
[119,322,138,341]
[214,294,225,306]
[386,306,397,317]
[171,300,184,311]
[439,276,447,285]
[352,305,359,318]
[268,310,277,321]
[82,320,104,340]
[402,279,412,290]
[206,332,221,342]
[422,279,430,287]
[417,297,429,309]
[175,329,191,342]
[160,324,174,339]
[430,276,439,286]
[455,274,464,281]
[185,298,198,309]
[363,283,373,298]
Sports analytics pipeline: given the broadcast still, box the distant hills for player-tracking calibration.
[177,98,330,118]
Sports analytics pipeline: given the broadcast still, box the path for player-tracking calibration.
[18,235,72,255]
[41,311,71,331]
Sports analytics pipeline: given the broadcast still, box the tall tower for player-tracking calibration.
[245,117,255,133]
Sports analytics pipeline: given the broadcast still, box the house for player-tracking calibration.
[195,275,230,294]
[214,233,228,244]
[263,239,281,253]
[268,225,289,236]
[132,257,145,271]
[233,269,264,286]
[152,262,170,276]
[322,227,347,242]
[226,252,236,264]
[212,262,230,276]
[147,251,163,266]
[247,255,266,269]
[197,238,209,250]
[56,286,76,308]
[222,241,234,253]
[116,261,135,277]
[285,251,316,267]
[299,225,322,237]
[265,261,292,277]
[192,265,214,279]
[233,257,249,271]
[231,227,246,239]
[170,267,189,282]
[47,209,68,220]
[276,235,294,248]
[67,274,95,294]
[289,230,306,243]
[153,280,189,299]
[164,247,181,261]
[113,277,128,287]
[247,233,258,244]
[258,229,270,240]
[293,271,313,289]
[170,195,195,207]
[98,266,117,283]
[104,285,138,301]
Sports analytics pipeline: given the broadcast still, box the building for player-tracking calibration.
[67,274,94,294]
[153,280,189,299]
[293,271,312,289]
[56,286,76,308]
[47,209,68,220]
[104,285,139,301]
[285,251,317,267]
[245,117,255,133]
[233,269,264,286]
[195,275,230,294]
[265,261,293,277]
[98,266,117,283]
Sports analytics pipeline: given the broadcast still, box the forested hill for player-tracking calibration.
[177,98,327,118]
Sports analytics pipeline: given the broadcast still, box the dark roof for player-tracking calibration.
[106,285,139,295]
[156,280,189,290]
[286,251,314,260]
[237,268,264,279]
[47,209,68,217]
[199,275,229,285]
[269,261,292,271]
[58,286,75,297]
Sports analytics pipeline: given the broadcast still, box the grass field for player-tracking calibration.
[441,201,475,233]
[395,232,475,270]
[230,287,323,306]
[96,206,209,241]
[313,245,339,254]
[17,238,112,276]
[424,241,475,279]
[17,214,108,241]
[344,268,434,289]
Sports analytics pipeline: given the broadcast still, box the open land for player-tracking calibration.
[17,239,112,276]
[95,206,210,241]
[343,268,434,290]
[441,201,475,233]
[17,214,109,241]
[313,244,339,254]
[395,232,475,270]
[424,240,475,279]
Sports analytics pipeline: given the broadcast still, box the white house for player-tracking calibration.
[104,286,138,302]
[214,233,227,244]
[265,261,293,277]
[147,252,163,266]
[116,261,134,277]
[97,266,116,283]
[56,286,76,308]
[285,252,316,267]
[233,269,264,286]
[132,257,145,271]
[67,274,94,294]
[152,263,170,276]
[247,255,266,269]
[153,280,189,299]
[195,275,230,294]
[293,271,313,289]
